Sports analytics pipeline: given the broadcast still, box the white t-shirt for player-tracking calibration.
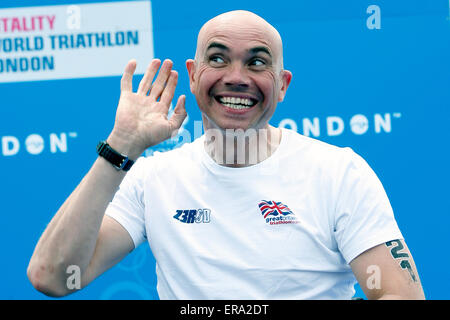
[105,128,403,299]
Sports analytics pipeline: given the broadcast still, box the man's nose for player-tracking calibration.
[222,63,251,88]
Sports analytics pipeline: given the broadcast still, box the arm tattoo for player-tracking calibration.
[385,240,418,283]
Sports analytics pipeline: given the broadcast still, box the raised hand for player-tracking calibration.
[108,59,187,159]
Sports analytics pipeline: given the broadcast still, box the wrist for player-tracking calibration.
[106,131,144,160]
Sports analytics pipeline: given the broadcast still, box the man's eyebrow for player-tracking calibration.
[205,42,272,57]
[206,42,229,52]
[249,46,272,57]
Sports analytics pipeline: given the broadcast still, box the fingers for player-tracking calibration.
[123,58,180,109]
[168,95,187,132]
[149,59,173,101]
[120,59,137,92]
[137,59,161,95]
[160,70,178,106]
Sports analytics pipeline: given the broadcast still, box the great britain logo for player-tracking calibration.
[258,200,299,225]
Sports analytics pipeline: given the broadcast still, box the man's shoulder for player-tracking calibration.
[285,130,378,184]
[281,129,375,180]
[283,128,353,160]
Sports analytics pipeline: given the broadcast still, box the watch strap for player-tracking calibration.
[96,141,134,171]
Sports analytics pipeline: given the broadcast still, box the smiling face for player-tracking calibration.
[186,11,292,131]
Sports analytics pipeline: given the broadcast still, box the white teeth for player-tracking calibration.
[219,96,255,108]
[223,103,248,110]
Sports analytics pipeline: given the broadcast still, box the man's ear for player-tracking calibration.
[186,59,196,94]
[278,70,292,102]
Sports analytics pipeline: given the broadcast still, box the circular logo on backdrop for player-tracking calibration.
[350,114,369,135]
[25,134,45,155]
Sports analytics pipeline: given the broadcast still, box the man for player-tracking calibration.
[27,10,425,299]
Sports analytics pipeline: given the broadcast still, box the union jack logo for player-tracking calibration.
[258,200,294,218]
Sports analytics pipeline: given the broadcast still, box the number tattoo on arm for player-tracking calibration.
[385,240,417,283]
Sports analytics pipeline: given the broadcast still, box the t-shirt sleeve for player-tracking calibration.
[105,157,147,249]
[334,149,403,264]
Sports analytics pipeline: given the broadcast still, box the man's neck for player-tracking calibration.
[203,125,282,168]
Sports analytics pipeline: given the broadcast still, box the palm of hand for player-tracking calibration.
[111,59,187,153]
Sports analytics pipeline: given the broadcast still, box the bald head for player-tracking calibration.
[195,10,284,71]
[185,10,293,133]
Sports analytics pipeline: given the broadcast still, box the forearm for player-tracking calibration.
[28,58,185,296]
[27,156,127,296]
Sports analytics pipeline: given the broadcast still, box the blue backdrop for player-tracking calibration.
[1,0,449,299]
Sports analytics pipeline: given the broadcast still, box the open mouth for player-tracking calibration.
[214,95,258,110]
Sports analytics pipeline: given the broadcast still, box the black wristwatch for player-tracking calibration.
[96,141,134,171]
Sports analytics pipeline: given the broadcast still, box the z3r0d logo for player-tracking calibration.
[173,209,211,224]
[1,132,77,156]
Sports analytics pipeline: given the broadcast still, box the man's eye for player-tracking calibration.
[249,58,265,67]
[210,56,225,64]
